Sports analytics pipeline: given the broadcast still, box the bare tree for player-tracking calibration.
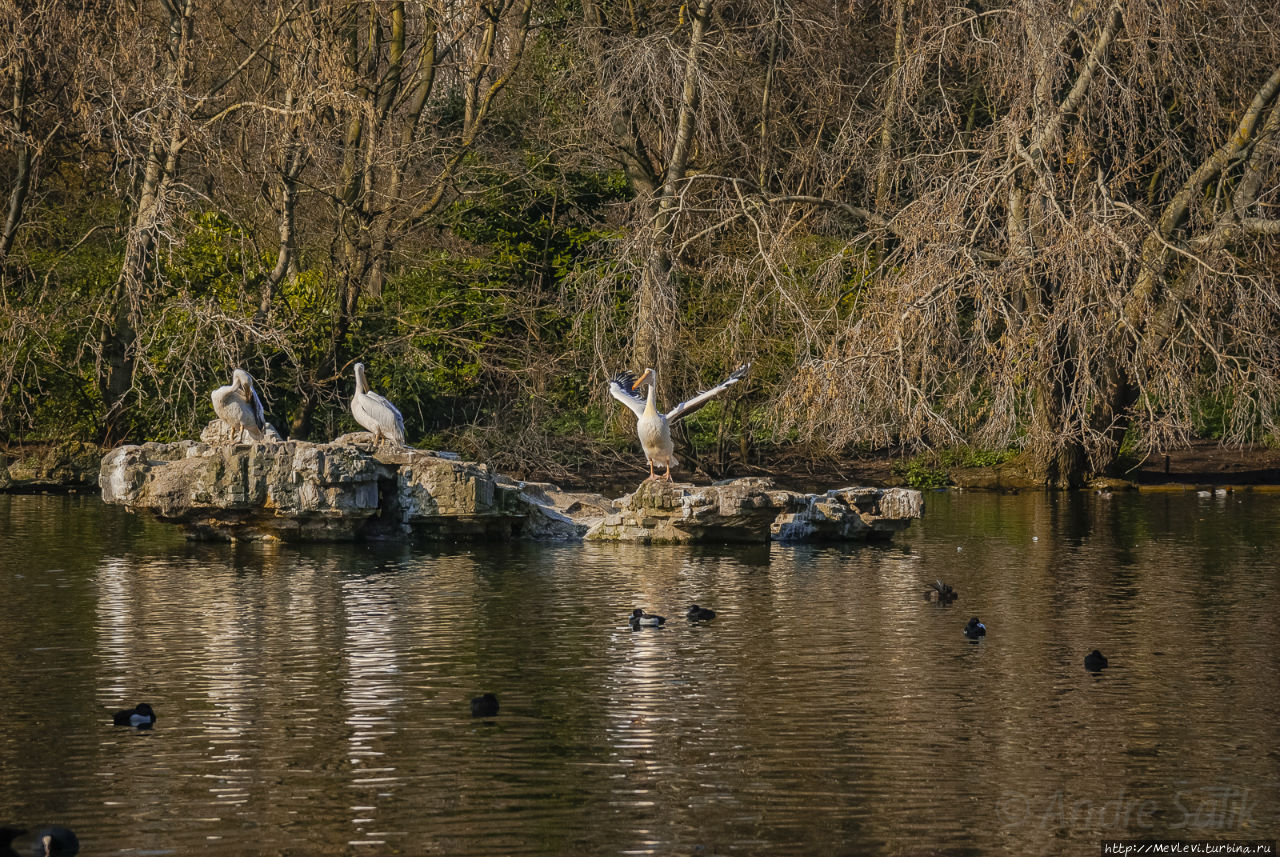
[7,0,1280,479]
[78,0,308,441]
[0,0,90,263]
[25,0,539,441]
[275,0,537,435]
[575,0,1280,485]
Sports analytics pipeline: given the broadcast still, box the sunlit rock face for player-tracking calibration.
[506,480,615,541]
[100,439,388,540]
[98,427,610,542]
[584,478,923,544]
[100,428,921,543]
[769,486,924,541]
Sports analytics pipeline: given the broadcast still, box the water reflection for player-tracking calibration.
[341,567,404,847]
[0,491,1278,855]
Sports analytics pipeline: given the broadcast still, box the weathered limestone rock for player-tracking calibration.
[101,440,384,540]
[501,479,615,541]
[770,486,925,541]
[391,448,522,539]
[584,478,923,544]
[100,438,922,543]
[200,419,283,445]
[100,437,511,541]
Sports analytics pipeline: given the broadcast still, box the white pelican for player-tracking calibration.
[351,362,406,445]
[211,369,266,442]
[609,363,749,481]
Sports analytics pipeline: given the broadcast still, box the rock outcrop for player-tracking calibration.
[100,437,563,541]
[585,478,923,544]
[99,430,922,543]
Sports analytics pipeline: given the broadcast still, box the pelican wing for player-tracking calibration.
[366,390,404,424]
[608,371,647,418]
[364,390,406,442]
[246,385,267,434]
[666,363,750,423]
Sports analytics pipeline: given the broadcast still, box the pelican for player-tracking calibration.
[351,362,406,445]
[211,369,266,442]
[609,363,749,481]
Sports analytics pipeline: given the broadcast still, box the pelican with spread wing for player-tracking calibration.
[609,363,750,481]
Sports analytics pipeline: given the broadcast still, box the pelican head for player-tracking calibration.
[354,362,369,394]
[232,368,254,393]
[633,368,655,392]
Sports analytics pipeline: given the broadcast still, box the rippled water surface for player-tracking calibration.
[1,490,1278,855]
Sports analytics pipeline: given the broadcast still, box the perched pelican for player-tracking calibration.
[609,363,749,481]
[351,362,406,446]
[211,369,266,442]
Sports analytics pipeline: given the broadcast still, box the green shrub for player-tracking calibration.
[893,447,1017,488]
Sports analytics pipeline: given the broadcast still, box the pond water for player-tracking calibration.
[0,490,1277,856]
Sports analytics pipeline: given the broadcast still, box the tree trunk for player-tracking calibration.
[1030,375,1087,488]
[98,0,194,443]
[0,62,32,261]
[874,0,904,215]
[636,0,712,372]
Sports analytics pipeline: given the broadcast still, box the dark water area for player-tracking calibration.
[1,491,1277,855]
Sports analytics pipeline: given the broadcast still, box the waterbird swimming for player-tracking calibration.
[36,827,79,857]
[686,605,717,621]
[964,617,987,639]
[923,580,958,603]
[630,608,666,627]
[112,703,156,727]
[471,693,499,717]
[3,827,80,857]
[608,364,749,481]
[1084,650,1109,671]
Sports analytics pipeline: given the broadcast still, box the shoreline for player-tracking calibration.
[6,437,1280,497]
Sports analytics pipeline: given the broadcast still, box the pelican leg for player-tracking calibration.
[646,459,656,481]
[663,462,673,482]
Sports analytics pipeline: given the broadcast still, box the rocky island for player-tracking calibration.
[98,427,923,544]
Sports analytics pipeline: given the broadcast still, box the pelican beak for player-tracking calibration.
[633,369,652,391]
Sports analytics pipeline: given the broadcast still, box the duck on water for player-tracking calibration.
[630,608,666,627]
[112,703,156,728]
